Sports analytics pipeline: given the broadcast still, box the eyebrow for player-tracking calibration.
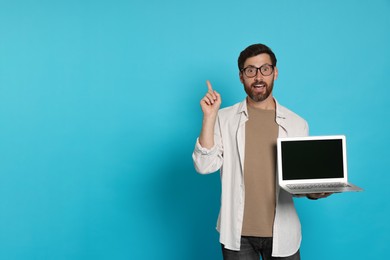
[245,63,272,68]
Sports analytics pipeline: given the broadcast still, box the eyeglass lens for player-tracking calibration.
[244,64,273,77]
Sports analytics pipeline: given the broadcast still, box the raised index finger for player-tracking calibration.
[206,80,213,93]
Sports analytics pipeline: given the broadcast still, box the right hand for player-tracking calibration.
[200,80,221,117]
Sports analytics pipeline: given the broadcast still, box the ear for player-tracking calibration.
[273,67,279,81]
[239,71,244,84]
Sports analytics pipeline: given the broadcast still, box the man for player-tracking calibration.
[192,43,330,260]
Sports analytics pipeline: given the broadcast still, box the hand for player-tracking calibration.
[200,80,221,117]
[306,193,333,200]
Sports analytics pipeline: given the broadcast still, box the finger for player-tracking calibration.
[207,92,218,103]
[206,80,213,93]
[204,93,216,104]
[202,96,213,106]
[205,86,217,101]
[206,80,220,102]
[213,90,221,100]
[306,193,320,200]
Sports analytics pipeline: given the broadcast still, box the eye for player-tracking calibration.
[246,67,256,73]
[261,65,270,72]
[260,64,273,75]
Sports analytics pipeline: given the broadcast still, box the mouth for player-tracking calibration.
[252,81,267,89]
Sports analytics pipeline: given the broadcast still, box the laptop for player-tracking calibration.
[277,135,363,194]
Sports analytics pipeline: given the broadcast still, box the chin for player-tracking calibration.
[251,94,269,102]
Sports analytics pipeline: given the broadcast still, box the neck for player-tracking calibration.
[246,95,276,110]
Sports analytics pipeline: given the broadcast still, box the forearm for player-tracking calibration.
[199,114,217,149]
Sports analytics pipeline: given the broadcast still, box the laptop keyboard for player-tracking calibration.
[287,182,351,190]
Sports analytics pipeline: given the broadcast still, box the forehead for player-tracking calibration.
[244,53,272,67]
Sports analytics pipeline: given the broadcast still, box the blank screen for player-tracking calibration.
[281,139,344,180]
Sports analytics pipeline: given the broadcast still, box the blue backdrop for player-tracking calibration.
[0,0,389,259]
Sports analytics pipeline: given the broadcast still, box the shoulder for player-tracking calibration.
[276,101,309,136]
[218,100,245,117]
[278,103,306,123]
[216,100,246,127]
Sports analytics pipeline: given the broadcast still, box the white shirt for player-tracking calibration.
[192,99,309,257]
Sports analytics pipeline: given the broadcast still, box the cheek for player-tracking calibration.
[243,78,254,87]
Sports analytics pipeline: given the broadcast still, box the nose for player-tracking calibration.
[255,69,264,80]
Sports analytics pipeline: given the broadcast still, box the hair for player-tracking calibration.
[237,43,277,70]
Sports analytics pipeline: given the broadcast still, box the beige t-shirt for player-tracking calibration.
[241,106,278,237]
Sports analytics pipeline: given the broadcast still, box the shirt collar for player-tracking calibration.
[274,99,286,119]
[238,97,286,119]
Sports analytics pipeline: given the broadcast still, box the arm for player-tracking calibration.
[199,80,221,149]
[192,80,223,174]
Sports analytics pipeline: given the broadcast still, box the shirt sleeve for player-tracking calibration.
[192,137,223,174]
[192,115,224,174]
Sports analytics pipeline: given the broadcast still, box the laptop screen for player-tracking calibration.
[280,138,345,180]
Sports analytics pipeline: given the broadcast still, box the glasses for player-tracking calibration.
[240,64,274,77]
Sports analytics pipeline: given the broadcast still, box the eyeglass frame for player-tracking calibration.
[240,64,275,78]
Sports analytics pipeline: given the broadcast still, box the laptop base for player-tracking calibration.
[282,183,363,195]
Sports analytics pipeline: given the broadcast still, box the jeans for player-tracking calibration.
[221,237,300,260]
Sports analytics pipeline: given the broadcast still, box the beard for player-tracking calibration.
[244,79,274,102]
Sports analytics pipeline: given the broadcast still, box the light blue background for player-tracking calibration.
[0,0,389,259]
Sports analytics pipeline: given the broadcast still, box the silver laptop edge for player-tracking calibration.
[277,135,363,194]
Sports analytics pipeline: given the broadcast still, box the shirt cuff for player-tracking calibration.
[195,138,217,155]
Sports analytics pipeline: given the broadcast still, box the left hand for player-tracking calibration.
[306,193,333,200]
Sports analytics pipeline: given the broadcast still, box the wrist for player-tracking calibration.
[202,114,217,127]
